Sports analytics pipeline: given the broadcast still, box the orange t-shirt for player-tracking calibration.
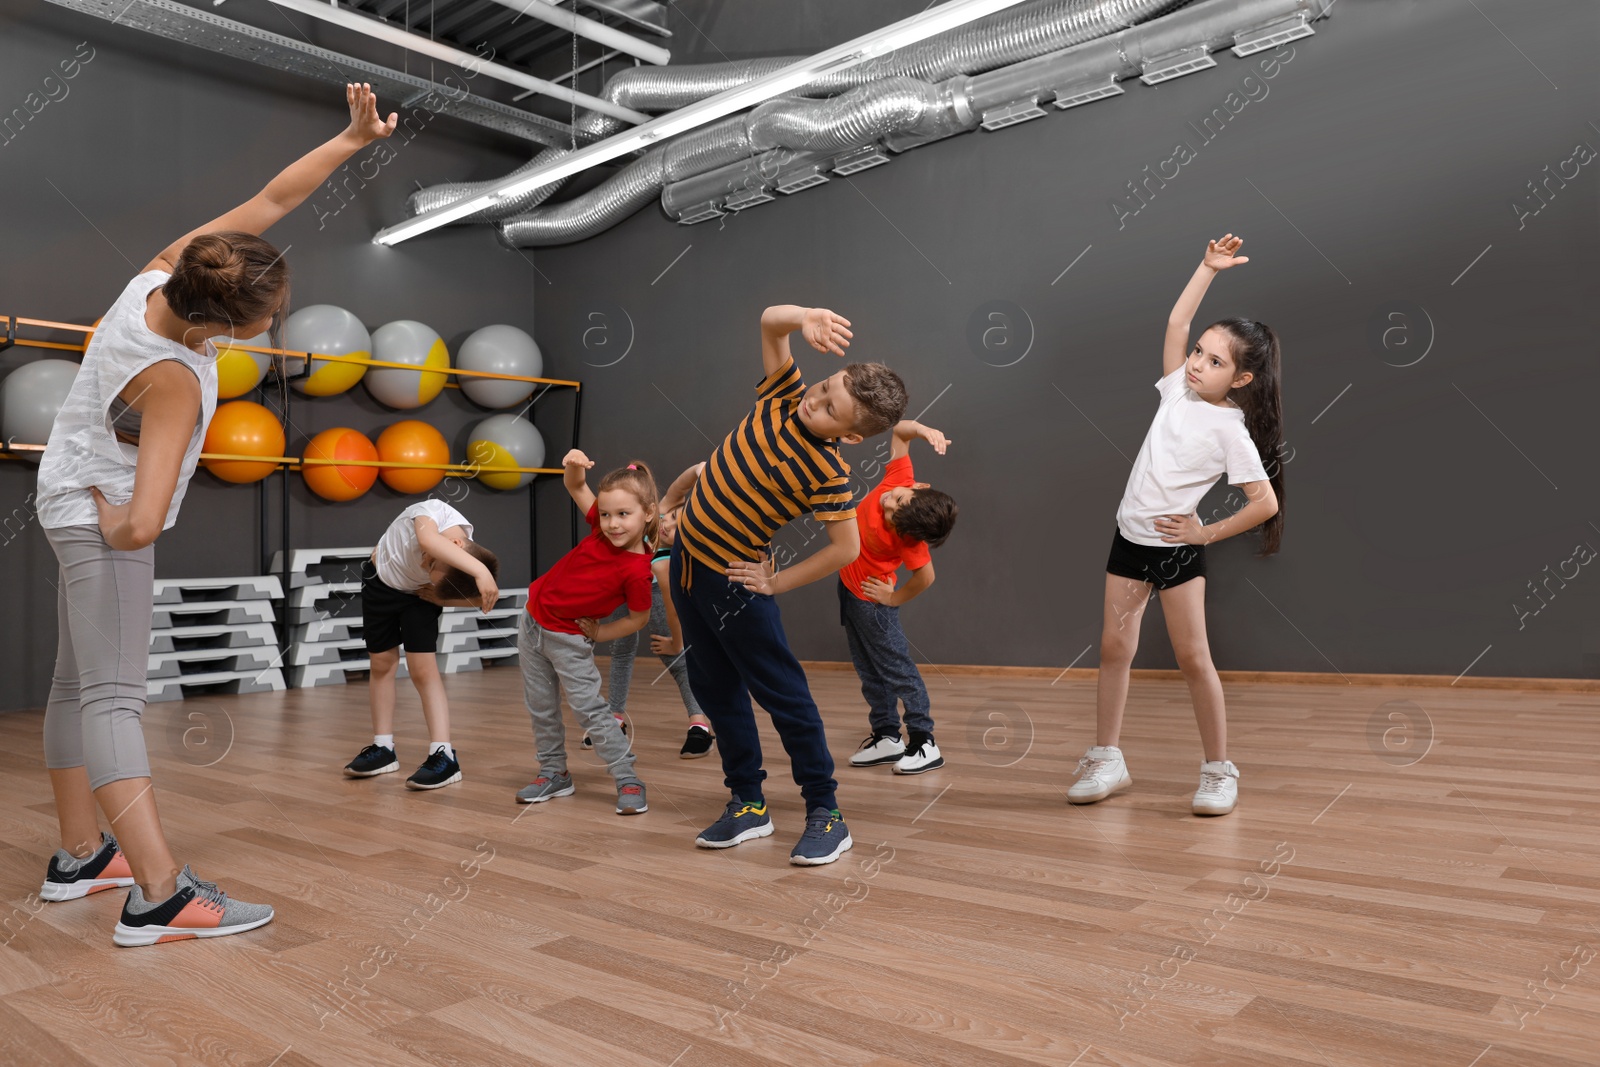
[839,455,932,601]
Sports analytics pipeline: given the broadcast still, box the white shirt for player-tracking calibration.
[1116,367,1270,547]
[37,272,218,531]
[372,500,473,591]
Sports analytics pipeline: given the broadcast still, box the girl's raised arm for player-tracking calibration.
[562,449,598,514]
[140,84,397,275]
[1163,234,1249,377]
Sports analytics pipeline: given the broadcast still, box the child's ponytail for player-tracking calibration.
[597,461,661,546]
[1211,318,1285,556]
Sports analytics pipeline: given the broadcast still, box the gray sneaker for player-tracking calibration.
[113,865,274,947]
[615,779,648,815]
[516,771,575,804]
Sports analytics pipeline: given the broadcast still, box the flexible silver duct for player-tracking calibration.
[662,0,1328,227]
[412,0,1186,228]
[502,78,963,246]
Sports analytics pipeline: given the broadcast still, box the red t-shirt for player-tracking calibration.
[839,455,932,601]
[527,502,653,635]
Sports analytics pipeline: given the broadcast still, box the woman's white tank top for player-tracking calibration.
[36,271,219,531]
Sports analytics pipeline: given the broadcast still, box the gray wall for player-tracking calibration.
[2,0,1596,717]
[533,0,1600,680]
[0,0,570,712]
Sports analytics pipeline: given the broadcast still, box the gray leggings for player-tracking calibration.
[43,525,154,790]
[606,586,702,720]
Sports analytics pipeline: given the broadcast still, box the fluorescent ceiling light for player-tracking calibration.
[489,0,670,66]
[263,0,647,124]
[372,0,1034,247]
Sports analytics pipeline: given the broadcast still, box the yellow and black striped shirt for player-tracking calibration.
[678,357,855,572]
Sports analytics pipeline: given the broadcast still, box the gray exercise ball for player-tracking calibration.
[366,320,450,410]
[1,359,79,449]
[458,325,542,408]
[284,304,370,396]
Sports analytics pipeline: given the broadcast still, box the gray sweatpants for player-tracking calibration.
[519,612,637,782]
[605,587,703,720]
[43,525,155,790]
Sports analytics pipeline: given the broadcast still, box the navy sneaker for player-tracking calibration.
[344,743,398,778]
[789,808,853,867]
[405,749,462,790]
[695,796,774,849]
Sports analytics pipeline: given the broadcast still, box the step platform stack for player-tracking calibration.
[270,547,525,685]
[148,576,286,703]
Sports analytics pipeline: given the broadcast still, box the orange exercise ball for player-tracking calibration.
[376,420,449,495]
[301,427,378,502]
[201,401,285,484]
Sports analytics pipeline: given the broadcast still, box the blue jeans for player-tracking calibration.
[837,579,933,737]
[669,546,838,812]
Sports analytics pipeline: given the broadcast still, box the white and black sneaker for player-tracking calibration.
[849,732,905,767]
[406,749,462,790]
[894,735,944,775]
[344,744,398,778]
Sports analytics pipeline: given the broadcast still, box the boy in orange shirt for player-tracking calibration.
[838,420,958,774]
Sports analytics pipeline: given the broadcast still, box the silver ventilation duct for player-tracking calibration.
[409,0,1188,227]
[658,0,1328,236]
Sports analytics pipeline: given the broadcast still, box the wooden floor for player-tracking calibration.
[1,663,1597,1067]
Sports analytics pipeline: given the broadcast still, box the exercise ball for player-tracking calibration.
[285,305,369,396]
[376,419,449,495]
[366,320,449,409]
[301,427,378,501]
[201,400,284,484]
[467,414,544,491]
[0,359,79,448]
[458,325,541,408]
[214,331,272,399]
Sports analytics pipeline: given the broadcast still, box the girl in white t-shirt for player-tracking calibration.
[1069,234,1285,817]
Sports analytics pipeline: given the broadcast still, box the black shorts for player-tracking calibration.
[361,560,443,654]
[1105,528,1207,590]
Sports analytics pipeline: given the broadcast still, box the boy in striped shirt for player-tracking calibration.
[672,305,907,866]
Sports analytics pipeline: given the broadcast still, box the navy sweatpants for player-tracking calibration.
[670,546,838,813]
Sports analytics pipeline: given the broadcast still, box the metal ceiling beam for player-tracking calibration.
[263,0,646,122]
[574,0,669,38]
[43,0,591,147]
[479,0,670,64]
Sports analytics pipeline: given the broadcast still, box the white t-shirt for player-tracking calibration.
[372,500,473,591]
[37,272,218,531]
[1116,367,1270,547]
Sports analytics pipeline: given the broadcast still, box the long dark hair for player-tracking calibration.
[1210,317,1285,556]
[163,231,290,348]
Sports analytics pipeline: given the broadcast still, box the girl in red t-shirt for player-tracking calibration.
[514,452,658,814]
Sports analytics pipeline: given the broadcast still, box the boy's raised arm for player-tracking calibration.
[889,421,950,461]
[761,305,853,379]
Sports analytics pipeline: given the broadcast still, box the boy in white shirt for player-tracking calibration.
[343,500,500,789]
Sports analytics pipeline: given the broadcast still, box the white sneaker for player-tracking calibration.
[1068,745,1131,804]
[893,737,944,775]
[1192,760,1240,815]
[849,732,905,767]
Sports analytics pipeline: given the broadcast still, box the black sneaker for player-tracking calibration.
[679,725,715,759]
[406,749,462,790]
[583,719,628,749]
[344,744,398,778]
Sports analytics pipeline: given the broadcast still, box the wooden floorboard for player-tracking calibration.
[1,665,1596,1066]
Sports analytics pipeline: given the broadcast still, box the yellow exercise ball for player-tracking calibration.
[285,305,370,396]
[214,331,272,399]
